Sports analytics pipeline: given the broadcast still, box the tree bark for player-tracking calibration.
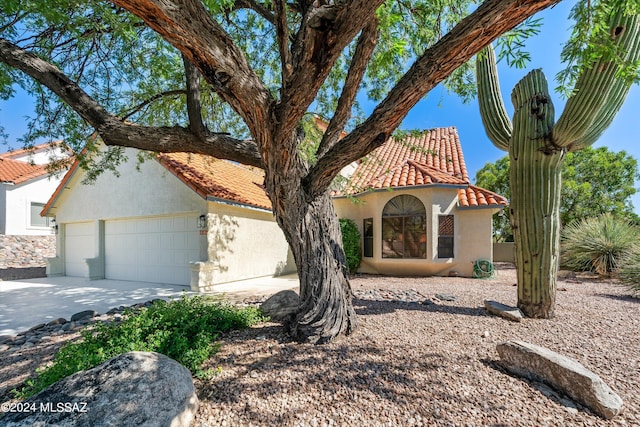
[510,70,564,318]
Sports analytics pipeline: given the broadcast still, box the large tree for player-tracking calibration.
[1,0,564,343]
[476,147,640,241]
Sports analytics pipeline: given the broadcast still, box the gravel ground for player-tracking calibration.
[1,265,639,426]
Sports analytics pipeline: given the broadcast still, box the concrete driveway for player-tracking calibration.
[0,274,299,336]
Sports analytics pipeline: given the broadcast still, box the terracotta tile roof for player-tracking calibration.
[0,142,57,160]
[0,157,48,184]
[334,127,507,209]
[458,185,508,209]
[158,152,271,210]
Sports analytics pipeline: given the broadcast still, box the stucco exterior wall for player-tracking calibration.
[333,187,497,277]
[3,175,61,236]
[192,201,296,291]
[48,148,207,222]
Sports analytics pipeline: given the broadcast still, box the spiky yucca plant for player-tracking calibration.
[561,214,639,275]
[619,248,640,297]
[476,7,640,317]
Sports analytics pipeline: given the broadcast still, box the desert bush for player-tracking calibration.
[14,295,265,399]
[561,213,639,275]
[339,218,361,274]
[619,247,640,296]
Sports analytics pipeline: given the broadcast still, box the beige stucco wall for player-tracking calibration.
[192,201,296,291]
[48,148,207,222]
[333,187,498,277]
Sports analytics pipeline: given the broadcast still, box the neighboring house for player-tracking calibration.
[42,147,296,291]
[0,142,65,235]
[332,127,507,277]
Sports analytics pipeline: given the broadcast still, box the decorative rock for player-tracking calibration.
[28,323,46,332]
[70,310,98,322]
[260,290,300,322]
[497,340,623,419]
[0,335,13,344]
[435,293,457,302]
[46,318,68,326]
[0,351,199,427]
[61,323,73,332]
[558,270,577,280]
[484,300,524,322]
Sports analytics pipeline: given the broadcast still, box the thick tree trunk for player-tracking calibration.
[273,191,358,343]
[262,131,357,344]
[510,70,564,318]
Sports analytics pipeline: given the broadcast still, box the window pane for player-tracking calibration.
[438,237,454,258]
[383,195,425,217]
[363,218,373,257]
[30,202,49,227]
[382,217,403,258]
[438,215,454,258]
[404,215,426,258]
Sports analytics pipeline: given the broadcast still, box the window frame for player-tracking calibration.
[29,201,51,228]
[363,218,374,258]
[381,195,427,259]
[437,214,455,259]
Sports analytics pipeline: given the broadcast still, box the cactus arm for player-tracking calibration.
[553,11,640,151]
[476,45,512,151]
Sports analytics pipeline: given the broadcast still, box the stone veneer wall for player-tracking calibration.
[0,234,56,270]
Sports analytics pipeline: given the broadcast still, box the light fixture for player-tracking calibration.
[198,214,207,229]
[51,218,59,234]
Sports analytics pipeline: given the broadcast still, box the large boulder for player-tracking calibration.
[260,290,299,322]
[0,351,198,427]
[497,340,623,419]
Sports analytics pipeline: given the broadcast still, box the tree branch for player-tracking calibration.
[182,54,206,137]
[304,0,561,198]
[274,0,293,87]
[110,0,274,148]
[0,37,263,167]
[232,0,276,25]
[121,89,186,120]
[276,0,383,142]
[316,18,378,159]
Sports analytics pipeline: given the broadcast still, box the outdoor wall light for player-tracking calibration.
[198,214,207,229]
[51,218,59,234]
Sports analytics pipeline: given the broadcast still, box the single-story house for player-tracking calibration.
[42,126,506,290]
[42,147,296,291]
[0,142,66,236]
[332,127,507,277]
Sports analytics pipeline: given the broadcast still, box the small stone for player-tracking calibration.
[12,338,26,346]
[484,300,524,322]
[70,310,98,322]
[0,335,14,344]
[61,322,73,332]
[435,293,457,302]
[28,323,46,332]
[46,317,68,326]
[26,336,40,344]
[0,344,9,352]
[22,341,35,348]
[482,330,490,338]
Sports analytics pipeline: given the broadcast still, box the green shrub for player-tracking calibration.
[339,218,361,274]
[14,295,265,399]
[619,247,640,296]
[561,214,639,275]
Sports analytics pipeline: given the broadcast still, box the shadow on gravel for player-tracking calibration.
[353,298,489,318]
[594,293,640,303]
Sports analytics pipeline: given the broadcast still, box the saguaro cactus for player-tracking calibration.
[476,9,640,318]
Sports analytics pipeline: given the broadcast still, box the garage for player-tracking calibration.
[105,215,201,286]
[64,222,95,277]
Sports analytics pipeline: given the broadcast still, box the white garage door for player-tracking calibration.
[65,222,95,277]
[105,215,200,286]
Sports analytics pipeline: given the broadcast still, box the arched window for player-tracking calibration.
[382,195,426,258]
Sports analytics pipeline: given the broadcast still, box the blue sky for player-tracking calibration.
[1,1,639,212]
